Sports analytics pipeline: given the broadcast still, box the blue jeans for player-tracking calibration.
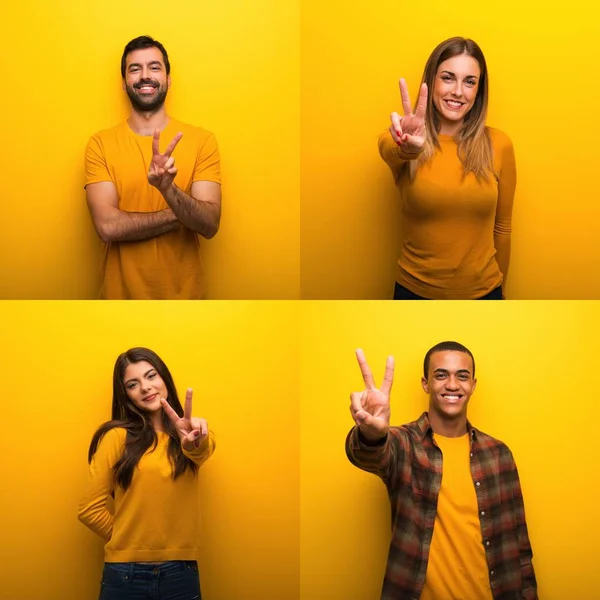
[98,561,201,600]
[393,282,503,300]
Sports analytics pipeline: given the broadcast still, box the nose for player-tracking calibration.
[451,81,463,98]
[445,376,460,391]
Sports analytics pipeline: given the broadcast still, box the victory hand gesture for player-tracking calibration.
[148,129,183,193]
[161,388,208,451]
[349,349,394,442]
[389,79,428,154]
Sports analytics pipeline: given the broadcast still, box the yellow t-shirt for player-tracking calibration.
[78,427,216,562]
[85,118,221,299]
[378,128,516,299]
[420,433,493,600]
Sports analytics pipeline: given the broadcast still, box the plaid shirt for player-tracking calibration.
[346,412,537,600]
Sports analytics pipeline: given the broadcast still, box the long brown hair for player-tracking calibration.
[408,37,494,182]
[88,347,198,490]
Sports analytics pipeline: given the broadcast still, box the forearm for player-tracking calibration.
[345,426,392,479]
[98,208,179,243]
[162,184,220,239]
[77,502,113,540]
[182,430,216,467]
[378,130,421,169]
[494,233,511,289]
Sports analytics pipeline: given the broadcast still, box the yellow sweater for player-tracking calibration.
[78,427,215,562]
[378,128,516,299]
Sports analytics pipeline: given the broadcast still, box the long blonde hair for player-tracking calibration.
[408,37,494,182]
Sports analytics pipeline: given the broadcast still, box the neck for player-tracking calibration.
[438,118,463,137]
[149,411,165,433]
[428,408,468,438]
[128,107,170,136]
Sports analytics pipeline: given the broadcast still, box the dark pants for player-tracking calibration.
[98,561,201,600]
[393,282,503,300]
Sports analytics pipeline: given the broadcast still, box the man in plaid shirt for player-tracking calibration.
[346,341,537,600]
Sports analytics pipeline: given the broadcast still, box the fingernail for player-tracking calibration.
[194,430,200,437]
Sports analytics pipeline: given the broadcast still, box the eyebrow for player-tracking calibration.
[124,368,155,384]
[440,70,478,79]
[128,61,163,70]
[433,368,472,375]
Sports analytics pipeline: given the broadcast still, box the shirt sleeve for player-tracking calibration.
[193,133,221,184]
[84,135,113,187]
[345,426,403,484]
[493,131,517,238]
[77,428,124,540]
[378,129,420,184]
[182,429,216,466]
[509,451,538,598]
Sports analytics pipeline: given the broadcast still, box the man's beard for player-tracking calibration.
[125,80,168,113]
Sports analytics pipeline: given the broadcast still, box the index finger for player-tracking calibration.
[163,132,183,158]
[160,397,180,423]
[355,349,376,389]
[152,129,161,156]
[183,388,193,421]
[414,83,428,120]
[379,356,395,396]
[399,78,413,116]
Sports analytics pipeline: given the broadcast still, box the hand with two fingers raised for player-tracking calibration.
[160,388,208,452]
[389,78,428,155]
[349,349,395,443]
[147,129,183,193]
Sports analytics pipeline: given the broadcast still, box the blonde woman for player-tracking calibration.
[380,37,516,300]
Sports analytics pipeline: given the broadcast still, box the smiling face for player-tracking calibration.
[123,360,168,414]
[422,350,477,420]
[122,46,170,113]
[432,53,481,135]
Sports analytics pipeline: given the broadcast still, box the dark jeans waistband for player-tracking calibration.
[393,282,503,300]
[104,561,198,580]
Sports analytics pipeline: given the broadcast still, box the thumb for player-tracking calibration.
[356,410,375,427]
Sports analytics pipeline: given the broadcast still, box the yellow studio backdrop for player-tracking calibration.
[0,302,299,600]
[300,0,600,299]
[300,301,600,599]
[0,0,300,299]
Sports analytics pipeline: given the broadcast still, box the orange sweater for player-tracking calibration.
[378,128,516,299]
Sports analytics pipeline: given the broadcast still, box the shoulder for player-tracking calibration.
[97,425,127,448]
[486,127,513,151]
[390,416,425,446]
[473,427,515,460]
[86,122,127,153]
[170,118,216,143]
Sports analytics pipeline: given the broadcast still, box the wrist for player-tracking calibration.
[161,182,178,203]
[357,428,388,446]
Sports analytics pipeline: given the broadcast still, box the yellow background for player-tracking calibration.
[300,301,600,599]
[0,302,299,600]
[300,0,600,299]
[0,0,300,299]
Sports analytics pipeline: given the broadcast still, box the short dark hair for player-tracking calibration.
[423,341,475,379]
[121,35,170,78]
